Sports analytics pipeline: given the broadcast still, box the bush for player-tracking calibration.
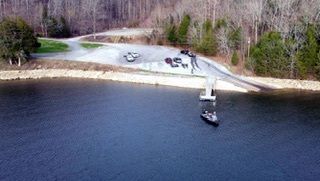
[231,51,239,66]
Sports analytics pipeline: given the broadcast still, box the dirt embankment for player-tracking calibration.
[0,59,135,72]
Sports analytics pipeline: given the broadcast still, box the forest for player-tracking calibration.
[161,0,320,79]
[1,0,320,79]
[0,0,175,35]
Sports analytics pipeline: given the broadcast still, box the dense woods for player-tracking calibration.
[1,0,320,79]
[161,0,320,79]
[0,0,175,36]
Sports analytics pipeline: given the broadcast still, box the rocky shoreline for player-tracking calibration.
[1,69,320,92]
[0,69,248,92]
[246,77,320,92]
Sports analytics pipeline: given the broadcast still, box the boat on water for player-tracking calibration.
[201,111,219,126]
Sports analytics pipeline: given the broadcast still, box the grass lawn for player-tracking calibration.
[81,43,103,49]
[36,39,69,53]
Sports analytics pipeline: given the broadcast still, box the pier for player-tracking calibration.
[200,76,217,101]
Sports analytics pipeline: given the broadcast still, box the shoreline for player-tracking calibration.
[1,69,320,92]
[0,69,248,92]
[1,60,320,92]
[246,76,320,92]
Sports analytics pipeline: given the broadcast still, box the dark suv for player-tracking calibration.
[181,49,189,55]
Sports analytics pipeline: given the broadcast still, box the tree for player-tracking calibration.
[0,18,39,66]
[196,20,217,56]
[83,0,101,39]
[229,27,242,50]
[47,17,59,37]
[177,14,191,44]
[41,6,71,38]
[250,32,288,77]
[298,25,319,74]
[167,25,177,44]
[41,5,49,37]
[58,17,71,38]
[316,51,320,79]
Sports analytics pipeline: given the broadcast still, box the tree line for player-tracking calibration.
[0,0,175,37]
[160,0,320,80]
[1,0,320,80]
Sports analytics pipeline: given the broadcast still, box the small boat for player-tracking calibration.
[201,111,219,126]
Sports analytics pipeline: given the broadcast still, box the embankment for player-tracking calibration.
[247,77,320,91]
[0,69,248,92]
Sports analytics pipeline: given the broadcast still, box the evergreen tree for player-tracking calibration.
[229,27,242,50]
[250,32,288,77]
[167,25,177,44]
[0,18,39,66]
[315,51,320,79]
[42,5,70,38]
[47,17,59,37]
[16,17,40,55]
[177,14,191,45]
[196,20,217,56]
[298,25,319,73]
[59,17,71,38]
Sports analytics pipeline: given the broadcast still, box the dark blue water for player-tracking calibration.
[0,79,320,181]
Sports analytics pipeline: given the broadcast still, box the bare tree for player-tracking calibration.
[83,0,101,39]
[216,27,231,62]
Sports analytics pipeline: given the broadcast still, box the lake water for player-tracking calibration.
[0,79,320,181]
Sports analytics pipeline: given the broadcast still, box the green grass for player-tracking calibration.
[36,39,69,53]
[81,43,103,49]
